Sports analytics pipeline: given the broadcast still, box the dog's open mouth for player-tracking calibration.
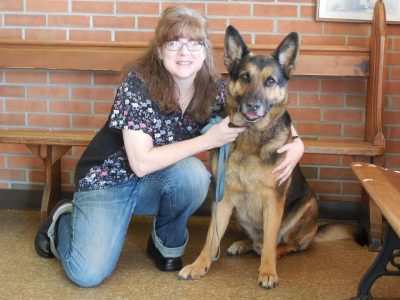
[244,111,262,122]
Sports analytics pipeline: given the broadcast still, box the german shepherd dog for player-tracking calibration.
[178,26,319,289]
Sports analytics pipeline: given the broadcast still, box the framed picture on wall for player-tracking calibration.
[316,0,400,23]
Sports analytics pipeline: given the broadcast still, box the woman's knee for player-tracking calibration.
[174,157,211,197]
[63,258,115,288]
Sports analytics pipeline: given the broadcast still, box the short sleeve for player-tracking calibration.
[109,71,155,136]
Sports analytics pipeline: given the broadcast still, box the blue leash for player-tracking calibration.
[201,117,231,260]
[200,116,230,203]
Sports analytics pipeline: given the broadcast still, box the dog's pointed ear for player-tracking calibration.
[272,32,300,78]
[224,25,251,73]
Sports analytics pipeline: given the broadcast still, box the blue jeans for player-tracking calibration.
[55,157,210,287]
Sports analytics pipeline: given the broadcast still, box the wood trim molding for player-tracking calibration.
[0,40,369,77]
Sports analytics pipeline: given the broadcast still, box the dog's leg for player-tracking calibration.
[258,197,285,289]
[178,197,234,280]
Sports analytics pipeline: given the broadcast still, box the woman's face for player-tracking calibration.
[158,37,206,82]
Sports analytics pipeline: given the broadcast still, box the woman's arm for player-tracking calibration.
[123,116,245,177]
[272,123,305,186]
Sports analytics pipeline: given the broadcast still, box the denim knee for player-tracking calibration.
[63,259,114,288]
[172,156,211,212]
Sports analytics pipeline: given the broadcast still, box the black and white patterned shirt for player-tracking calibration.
[75,70,225,191]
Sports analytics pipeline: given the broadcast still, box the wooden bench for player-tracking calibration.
[0,2,387,247]
[351,162,400,300]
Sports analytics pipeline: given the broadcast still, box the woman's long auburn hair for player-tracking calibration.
[134,6,220,122]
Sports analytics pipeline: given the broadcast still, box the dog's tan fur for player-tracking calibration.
[179,26,319,289]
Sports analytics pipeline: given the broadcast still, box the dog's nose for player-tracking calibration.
[246,101,261,110]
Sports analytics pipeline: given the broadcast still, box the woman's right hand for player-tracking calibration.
[204,116,246,149]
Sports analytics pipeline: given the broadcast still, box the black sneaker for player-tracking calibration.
[146,236,182,272]
[34,200,72,259]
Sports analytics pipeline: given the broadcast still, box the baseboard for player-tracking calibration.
[0,189,360,221]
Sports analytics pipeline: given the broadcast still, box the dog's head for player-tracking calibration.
[224,26,299,129]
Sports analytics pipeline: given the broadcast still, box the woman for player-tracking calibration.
[34,6,304,287]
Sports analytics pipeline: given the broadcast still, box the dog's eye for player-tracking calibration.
[264,77,276,87]
[240,73,250,83]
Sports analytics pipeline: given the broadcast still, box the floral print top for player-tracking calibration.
[75,70,225,191]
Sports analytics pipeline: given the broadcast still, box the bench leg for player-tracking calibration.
[351,225,400,300]
[27,144,70,223]
[40,153,62,223]
[358,156,384,252]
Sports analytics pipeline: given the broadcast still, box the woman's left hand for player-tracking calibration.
[272,137,304,186]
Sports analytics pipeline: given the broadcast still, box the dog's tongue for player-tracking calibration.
[246,112,259,120]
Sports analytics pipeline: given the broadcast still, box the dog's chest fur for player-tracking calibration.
[225,116,290,226]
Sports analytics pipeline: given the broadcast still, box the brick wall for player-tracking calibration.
[0,0,399,214]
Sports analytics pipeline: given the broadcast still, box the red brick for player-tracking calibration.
[0,85,25,97]
[322,79,366,93]
[290,78,319,92]
[301,35,346,46]
[254,5,297,17]
[94,102,112,114]
[299,93,344,107]
[0,1,23,11]
[208,4,250,16]
[93,16,135,29]
[6,71,47,83]
[0,169,26,181]
[297,123,341,137]
[301,153,340,165]
[115,31,154,43]
[72,1,114,14]
[325,23,369,35]
[323,109,363,123]
[389,126,400,139]
[278,20,322,34]
[25,29,67,40]
[48,15,90,27]
[69,30,111,41]
[300,5,315,18]
[386,81,400,95]
[116,2,159,14]
[29,170,45,183]
[5,14,46,26]
[138,17,159,29]
[94,73,121,85]
[342,182,361,194]
[8,156,43,169]
[0,144,30,154]
[207,18,228,32]
[309,180,341,194]
[0,29,22,39]
[320,167,354,180]
[73,115,107,129]
[28,86,68,99]
[6,99,47,112]
[28,114,70,128]
[50,101,92,114]
[26,0,68,12]
[50,72,92,85]
[162,3,205,14]
[384,111,399,124]
[72,87,115,100]
[290,108,321,121]
[343,124,364,138]
[229,19,274,33]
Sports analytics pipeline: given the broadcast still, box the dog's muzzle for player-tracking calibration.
[240,99,271,122]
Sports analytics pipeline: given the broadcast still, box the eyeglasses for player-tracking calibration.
[163,40,204,51]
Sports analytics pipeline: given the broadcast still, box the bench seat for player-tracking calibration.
[351,162,400,299]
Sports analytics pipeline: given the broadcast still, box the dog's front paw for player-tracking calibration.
[178,263,209,280]
[227,240,252,256]
[258,272,279,289]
